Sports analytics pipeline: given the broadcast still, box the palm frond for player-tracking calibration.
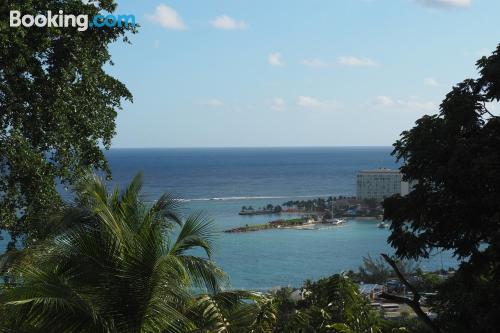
[1,264,112,333]
[75,172,109,209]
[1,172,232,333]
[170,212,217,258]
[148,193,184,228]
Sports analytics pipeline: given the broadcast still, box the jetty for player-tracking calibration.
[224,218,308,233]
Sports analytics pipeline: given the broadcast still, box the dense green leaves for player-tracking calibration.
[1,173,207,332]
[383,44,500,332]
[271,274,383,333]
[0,0,136,245]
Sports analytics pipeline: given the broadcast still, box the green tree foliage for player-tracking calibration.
[283,197,331,211]
[0,0,136,246]
[383,44,500,332]
[380,318,433,333]
[357,255,392,284]
[412,270,445,293]
[356,255,418,284]
[185,290,277,333]
[0,173,270,332]
[274,274,382,333]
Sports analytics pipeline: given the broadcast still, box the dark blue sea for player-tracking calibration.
[1,147,456,289]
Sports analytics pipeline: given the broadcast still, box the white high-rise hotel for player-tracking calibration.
[356,168,411,200]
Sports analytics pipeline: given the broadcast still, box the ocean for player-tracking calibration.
[1,147,456,289]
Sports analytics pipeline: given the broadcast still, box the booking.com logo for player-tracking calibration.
[10,10,136,31]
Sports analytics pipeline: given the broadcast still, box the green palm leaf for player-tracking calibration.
[1,172,228,332]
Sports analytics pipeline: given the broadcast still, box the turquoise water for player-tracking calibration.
[1,148,457,289]
[186,199,454,290]
[215,219,396,290]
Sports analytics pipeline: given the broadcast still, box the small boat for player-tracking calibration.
[325,218,346,225]
[333,218,346,225]
[307,218,319,224]
[377,222,387,229]
[324,197,347,225]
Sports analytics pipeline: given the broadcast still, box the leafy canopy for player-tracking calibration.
[384,44,500,332]
[0,0,136,246]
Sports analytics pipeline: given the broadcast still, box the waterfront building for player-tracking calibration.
[356,168,409,200]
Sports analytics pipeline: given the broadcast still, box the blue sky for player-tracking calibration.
[107,0,499,148]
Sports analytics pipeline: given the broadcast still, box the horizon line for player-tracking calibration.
[109,145,394,149]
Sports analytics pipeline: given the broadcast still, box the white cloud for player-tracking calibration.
[301,58,330,68]
[298,96,324,108]
[475,48,491,58]
[339,56,377,67]
[404,100,437,112]
[297,96,338,110]
[416,0,471,8]
[201,99,224,107]
[374,95,396,107]
[372,95,437,112]
[146,4,186,30]
[270,98,286,111]
[268,52,285,67]
[210,15,247,30]
[424,77,439,86]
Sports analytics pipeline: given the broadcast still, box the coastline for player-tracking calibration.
[354,216,380,220]
[224,216,381,233]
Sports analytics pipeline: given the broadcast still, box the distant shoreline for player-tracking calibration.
[224,216,381,233]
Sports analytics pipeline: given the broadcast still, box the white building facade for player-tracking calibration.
[356,168,409,200]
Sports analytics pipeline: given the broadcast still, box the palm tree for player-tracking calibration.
[184,290,277,333]
[0,172,267,332]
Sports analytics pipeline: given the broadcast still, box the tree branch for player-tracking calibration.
[482,101,499,118]
[380,253,440,333]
